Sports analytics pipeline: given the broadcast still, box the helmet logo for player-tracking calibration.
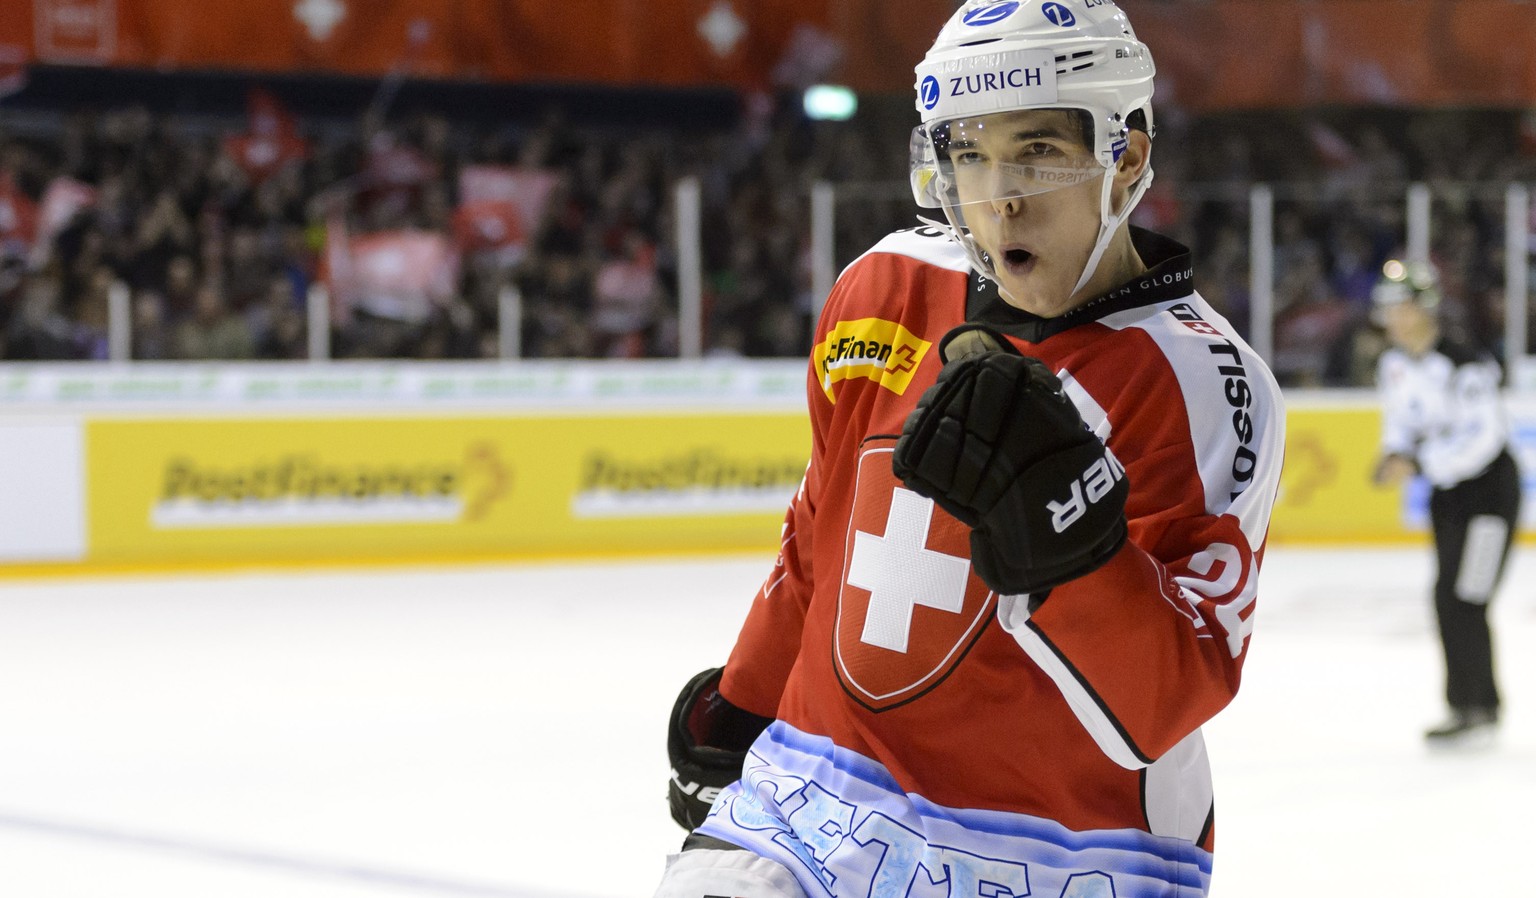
[919,76,941,110]
[1041,2,1077,27]
[961,1,1021,27]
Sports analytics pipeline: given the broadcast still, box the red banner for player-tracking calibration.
[1,0,935,92]
[2,1,1534,108]
[1129,0,1536,110]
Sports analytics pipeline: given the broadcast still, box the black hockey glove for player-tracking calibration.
[666,667,772,830]
[892,324,1128,597]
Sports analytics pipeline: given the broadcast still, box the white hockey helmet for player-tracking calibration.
[1372,258,1442,321]
[910,0,1156,299]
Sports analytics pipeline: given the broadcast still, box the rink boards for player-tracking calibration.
[2,361,1534,573]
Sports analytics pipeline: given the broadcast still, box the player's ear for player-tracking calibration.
[1113,129,1151,191]
[1109,130,1151,216]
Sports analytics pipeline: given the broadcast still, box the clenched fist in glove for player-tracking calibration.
[892,324,1128,597]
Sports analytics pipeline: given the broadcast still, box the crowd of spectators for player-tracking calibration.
[2,74,1534,387]
[1151,108,1536,386]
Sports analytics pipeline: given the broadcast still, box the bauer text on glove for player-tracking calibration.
[891,324,1128,597]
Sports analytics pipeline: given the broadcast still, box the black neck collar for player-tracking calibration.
[965,228,1195,343]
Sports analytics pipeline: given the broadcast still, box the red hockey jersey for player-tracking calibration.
[698,226,1285,898]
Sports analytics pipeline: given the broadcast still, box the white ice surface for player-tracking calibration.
[0,546,1533,897]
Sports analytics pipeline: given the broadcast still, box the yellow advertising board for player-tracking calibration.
[85,413,813,566]
[3,373,1528,576]
[1270,402,1411,543]
[70,402,1520,570]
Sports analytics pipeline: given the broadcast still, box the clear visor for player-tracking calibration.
[1371,283,1439,326]
[1371,281,1414,308]
[910,113,1105,210]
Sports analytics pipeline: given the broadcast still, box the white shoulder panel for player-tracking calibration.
[1101,292,1285,550]
[839,227,973,280]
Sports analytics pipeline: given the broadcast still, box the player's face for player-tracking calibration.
[1381,300,1435,351]
[944,109,1107,315]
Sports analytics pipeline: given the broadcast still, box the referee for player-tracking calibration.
[1371,259,1521,746]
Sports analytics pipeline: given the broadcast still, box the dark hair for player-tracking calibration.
[1127,108,1149,136]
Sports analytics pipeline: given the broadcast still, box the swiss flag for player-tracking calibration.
[452,199,525,252]
[833,438,993,712]
[452,165,557,254]
[223,88,308,183]
[323,219,461,323]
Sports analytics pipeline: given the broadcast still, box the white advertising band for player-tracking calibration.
[915,48,1060,123]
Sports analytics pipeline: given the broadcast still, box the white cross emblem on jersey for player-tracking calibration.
[848,488,970,653]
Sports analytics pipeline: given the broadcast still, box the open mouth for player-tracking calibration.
[1000,248,1035,275]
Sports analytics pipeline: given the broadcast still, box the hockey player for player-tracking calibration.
[660,2,1285,896]
[1370,259,1520,747]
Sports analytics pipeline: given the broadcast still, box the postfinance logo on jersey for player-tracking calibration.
[816,318,932,403]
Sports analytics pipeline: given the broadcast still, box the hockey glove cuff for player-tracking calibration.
[666,667,772,831]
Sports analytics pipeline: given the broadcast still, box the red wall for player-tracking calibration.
[3,0,1533,108]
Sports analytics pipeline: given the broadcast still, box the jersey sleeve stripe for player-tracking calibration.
[1001,599,1155,769]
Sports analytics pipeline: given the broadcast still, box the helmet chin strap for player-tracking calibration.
[1068,163,1153,299]
[1067,170,1121,299]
